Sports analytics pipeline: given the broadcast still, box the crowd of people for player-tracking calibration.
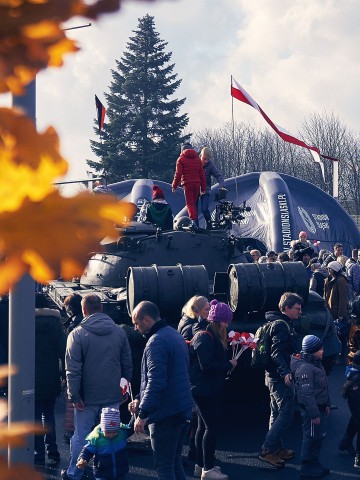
[24,264,357,480]
[4,229,358,479]
[57,295,235,480]
[255,235,360,362]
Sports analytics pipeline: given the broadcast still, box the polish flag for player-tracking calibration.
[231,77,338,177]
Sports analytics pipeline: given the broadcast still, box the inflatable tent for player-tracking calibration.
[106,172,360,256]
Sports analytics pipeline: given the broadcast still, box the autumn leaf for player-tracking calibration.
[0,422,45,448]
[0,400,7,423]
[0,457,41,480]
[0,0,123,94]
[0,108,68,212]
[0,365,17,387]
[0,191,136,292]
[0,22,79,95]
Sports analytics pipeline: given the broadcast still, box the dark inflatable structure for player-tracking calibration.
[175,171,360,256]
[106,172,360,256]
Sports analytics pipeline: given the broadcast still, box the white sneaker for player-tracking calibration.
[194,464,202,477]
[201,467,229,480]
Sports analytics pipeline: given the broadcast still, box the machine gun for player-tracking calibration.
[212,189,251,230]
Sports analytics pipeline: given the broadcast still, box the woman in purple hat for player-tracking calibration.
[189,299,236,480]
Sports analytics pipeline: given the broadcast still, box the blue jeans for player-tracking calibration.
[200,194,211,222]
[148,415,190,480]
[262,375,294,452]
[66,402,119,480]
[34,397,57,457]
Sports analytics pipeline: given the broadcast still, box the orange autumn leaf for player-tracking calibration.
[0,457,41,480]
[0,108,68,212]
[0,191,136,292]
[0,24,79,95]
[0,365,17,386]
[0,0,123,94]
[0,422,44,448]
[0,0,162,93]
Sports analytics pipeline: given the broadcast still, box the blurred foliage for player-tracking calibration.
[0,0,154,475]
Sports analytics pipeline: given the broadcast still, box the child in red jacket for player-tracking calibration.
[172,143,206,225]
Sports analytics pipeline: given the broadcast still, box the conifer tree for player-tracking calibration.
[88,14,189,183]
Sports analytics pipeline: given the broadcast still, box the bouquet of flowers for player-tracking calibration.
[228,331,258,360]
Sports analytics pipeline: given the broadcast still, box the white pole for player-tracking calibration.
[333,160,339,200]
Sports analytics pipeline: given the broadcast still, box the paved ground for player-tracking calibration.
[35,363,360,479]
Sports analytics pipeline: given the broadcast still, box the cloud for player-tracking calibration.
[3,0,359,194]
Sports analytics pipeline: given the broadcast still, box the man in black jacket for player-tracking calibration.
[34,293,66,465]
[258,292,302,468]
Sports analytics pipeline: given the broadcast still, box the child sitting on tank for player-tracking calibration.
[144,185,173,230]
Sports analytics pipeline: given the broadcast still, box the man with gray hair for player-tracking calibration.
[61,294,132,480]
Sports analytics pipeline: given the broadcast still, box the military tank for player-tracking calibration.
[47,180,265,324]
[46,179,341,398]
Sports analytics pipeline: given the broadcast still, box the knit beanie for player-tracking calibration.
[327,260,342,273]
[181,142,193,151]
[207,299,233,323]
[100,407,120,432]
[302,335,323,354]
[152,185,165,200]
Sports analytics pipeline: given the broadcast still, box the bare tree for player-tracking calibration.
[193,122,320,182]
[193,112,360,216]
[301,111,360,213]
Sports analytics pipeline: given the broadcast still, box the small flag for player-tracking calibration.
[230,77,338,178]
[120,377,129,396]
[95,95,106,133]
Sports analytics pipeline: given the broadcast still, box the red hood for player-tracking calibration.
[180,149,199,159]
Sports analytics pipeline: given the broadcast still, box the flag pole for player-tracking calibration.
[230,75,239,200]
[333,160,339,200]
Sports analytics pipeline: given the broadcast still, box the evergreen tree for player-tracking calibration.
[88,14,189,183]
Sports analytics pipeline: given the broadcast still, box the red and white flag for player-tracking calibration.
[231,77,338,177]
[120,377,129,396]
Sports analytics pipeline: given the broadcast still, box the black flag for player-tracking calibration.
[95,95,106,133]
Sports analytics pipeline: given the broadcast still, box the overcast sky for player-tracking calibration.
[3,0,360,194]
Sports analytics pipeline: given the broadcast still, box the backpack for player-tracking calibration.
[251,319,290,369]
